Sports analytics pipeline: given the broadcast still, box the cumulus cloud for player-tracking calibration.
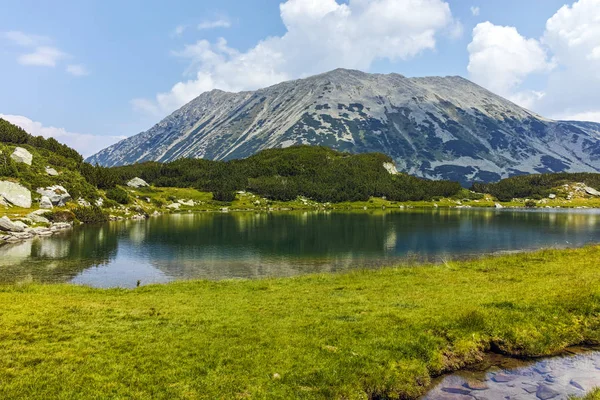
[467,0,600,120]
[470,6,480,16]
[134,0,461,117]
[66,64,90,76]
[467,22,553,101]
[0,114,126,157]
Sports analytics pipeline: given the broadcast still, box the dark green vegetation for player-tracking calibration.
[1,246,599,399]
[108,146,462,202]
[0,118,82,163]
[472,173,600,202]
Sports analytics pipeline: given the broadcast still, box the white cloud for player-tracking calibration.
[17,46,66,67]
[467,0,600,120]
[467,22,553,100]
[470,6,480,16]
[198,18,231,30]
[66,64,90,76]
[553,110,600,123]
[134,0,461,117]
[3,31,49,47]
[0,114,126,157]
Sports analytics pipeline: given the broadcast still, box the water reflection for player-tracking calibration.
[0,208,599,287]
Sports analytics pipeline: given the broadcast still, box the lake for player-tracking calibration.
[2,208,600,288]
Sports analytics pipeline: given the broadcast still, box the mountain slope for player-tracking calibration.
[88,69,600,184]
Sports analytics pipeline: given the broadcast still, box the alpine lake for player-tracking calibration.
[2,207,600,288]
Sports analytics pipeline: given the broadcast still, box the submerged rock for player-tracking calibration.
[10,147,33,165]
[0,181,32,208]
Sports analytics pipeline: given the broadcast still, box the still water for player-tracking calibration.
[2,208,600,288]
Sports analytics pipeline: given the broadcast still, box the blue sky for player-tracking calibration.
[1,0,599,156]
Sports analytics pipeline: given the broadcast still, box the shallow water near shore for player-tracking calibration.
[422,348,600,399]
[1,207,600,288]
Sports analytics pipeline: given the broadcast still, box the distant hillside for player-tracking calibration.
[109,146,463,203]
[87,68,600,185]
[0,118,99,202]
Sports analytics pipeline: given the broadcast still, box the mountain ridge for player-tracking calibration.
[88,68,600,185]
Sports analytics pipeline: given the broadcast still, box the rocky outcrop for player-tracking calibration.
[0,216,25,232]
[36,186,71,206]
[383,162,399,175]
[0,221,72,243]
[0,181,32,208]
[10,147,33,165]
[27,210,50,224]
[127,177,149,188]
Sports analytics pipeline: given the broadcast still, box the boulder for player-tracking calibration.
[45,166,59,176]
[10,147,33,165]
[77,198,91,207]
[127,177,149,188]
[40,196,53,209]
[495,203,504,208]
[12,220,29,230]
[583,185,600,196]
[0,216,25,232]
[0,180,32,208]
[548,193,556,199]
[27,211,50,224]
[167,203,181,210]
[178,199,195,206]
[36,185,71,206]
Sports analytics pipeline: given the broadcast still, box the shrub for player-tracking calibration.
[106,187,130,204]
[212,191,236,202]
[151,198,165,208]
[43,210,76,223]
[72,206,108,224]
[525,200,537,208]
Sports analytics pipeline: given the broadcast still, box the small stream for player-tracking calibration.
[422,348,600,399]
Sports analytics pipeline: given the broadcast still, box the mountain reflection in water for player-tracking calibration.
[0,208,599,288]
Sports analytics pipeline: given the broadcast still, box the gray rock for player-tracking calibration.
[39,196,53,209]
[45,166,59,176]
[441,387,471,395]
[31,227,52,236]
[536,384,559,400]
[464,381,488,391]
[12,220,29,230]
[0,216,25,232]
[167,203,180,210]
[10,147,33,165]
[95,197,104,207]
[127,177,149,188]
[77,198,91,207]
[584,185,600,196]
[0,181,32,208]
[548,194,556,199]
[36,186,71,206]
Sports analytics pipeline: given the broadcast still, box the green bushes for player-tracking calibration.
[0,150,18,178]
[0,118,82,163]
[106,187,129,204]
[212,191,237,202]
[472,172,600,202]
[72,206,108,224]
[109,146,464,203]
[43,210,76,223]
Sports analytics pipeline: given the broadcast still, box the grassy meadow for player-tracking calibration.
[1,246,599,399]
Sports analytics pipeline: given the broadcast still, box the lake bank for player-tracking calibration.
[1,246,599,399]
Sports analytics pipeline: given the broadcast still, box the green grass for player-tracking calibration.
[1,246,599,399]
[574,389,600,399]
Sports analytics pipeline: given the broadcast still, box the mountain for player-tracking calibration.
[88,69,600,185]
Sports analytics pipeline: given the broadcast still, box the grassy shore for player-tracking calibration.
[1,246,599,399]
